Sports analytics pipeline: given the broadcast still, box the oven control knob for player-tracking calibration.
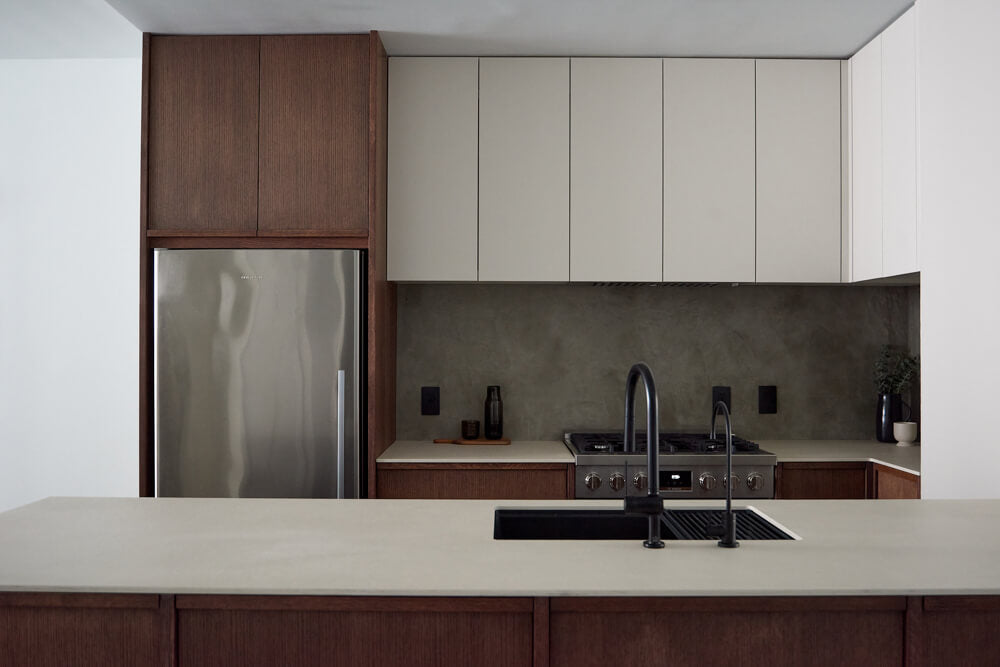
[584,473,602,491]
[746,473,765,491]
[633,472,648,490]
[609,473,626,492]
[724,474,741,490]
[698,473,718,491]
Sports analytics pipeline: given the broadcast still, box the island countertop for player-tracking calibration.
[1,496,996,597]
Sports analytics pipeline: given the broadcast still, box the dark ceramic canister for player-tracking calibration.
[484,386,503,440]
[876,393,910,442]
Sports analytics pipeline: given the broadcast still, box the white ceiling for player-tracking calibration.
[0,0,139,58]
[102,0,913,58]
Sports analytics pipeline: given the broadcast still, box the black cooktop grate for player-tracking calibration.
[570,432,761,454]
[662,509,793,540]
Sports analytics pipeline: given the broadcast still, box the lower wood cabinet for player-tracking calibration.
[775,462,870,499]
[177,596,532,667]
[775,461,920,500]
[872,462,921,499]
[6,593,997,666]
[0,593,172,667]
[376,463,575,499]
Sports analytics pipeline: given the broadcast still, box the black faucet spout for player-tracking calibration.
[622,363,664,549]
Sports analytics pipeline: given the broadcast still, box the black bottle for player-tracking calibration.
[484,386,503,440]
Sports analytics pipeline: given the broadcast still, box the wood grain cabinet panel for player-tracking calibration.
[258,35,369,236]
[549,597,905,667]
[177,598,532,667]
[775,462,869,499]
[147,36,260,234]
[662,58,755,283]
[756,59,842,283]
[872,463,920,499]
[479,58,569,281]
[0,593,169,667]
[377,463,573,499]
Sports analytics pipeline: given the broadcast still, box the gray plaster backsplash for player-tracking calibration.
[396,284,917,442]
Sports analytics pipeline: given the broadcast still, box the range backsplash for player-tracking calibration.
[396,284,919,442]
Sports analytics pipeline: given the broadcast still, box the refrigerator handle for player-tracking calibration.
[337,370,346,499]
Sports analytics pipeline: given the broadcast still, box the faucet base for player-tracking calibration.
[717,540,740,549]
[643,540,665,549]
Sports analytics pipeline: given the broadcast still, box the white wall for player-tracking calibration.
[918,0,1000,498]
[0,56,141,512]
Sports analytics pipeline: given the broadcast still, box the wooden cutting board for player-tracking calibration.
[433,438,512,446]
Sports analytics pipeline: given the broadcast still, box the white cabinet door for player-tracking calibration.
[850,35,884,282]
[570,58,662,282]
[662,59,755,283]
[882,7,919,277]
[388,58,478,281]
[479,58,569,281]
[756,60,843,283]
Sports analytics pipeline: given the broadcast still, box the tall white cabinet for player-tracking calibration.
[479,58,569,281]
[662,59,755,283]
[570,58,662,282]
[756,59,843,283]
[850,35,885,282]
[388,57,478,281]
[881,8,918,277]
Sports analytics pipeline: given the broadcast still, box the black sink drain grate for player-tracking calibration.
[662,509,793,540]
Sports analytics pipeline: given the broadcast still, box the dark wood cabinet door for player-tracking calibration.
[377,463,574,499]
[873,463,920,499]
[176,596,532,667]
[775,462,869,499]
[258,35,369,236]
[147,36,260,234]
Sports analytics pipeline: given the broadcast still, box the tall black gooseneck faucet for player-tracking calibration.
[622,363,664,549]
[709,401,740,549]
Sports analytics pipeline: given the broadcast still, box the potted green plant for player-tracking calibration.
[873,344,919,442]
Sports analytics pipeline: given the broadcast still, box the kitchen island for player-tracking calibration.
[1,496,995,666]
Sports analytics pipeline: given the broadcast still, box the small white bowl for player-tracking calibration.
[893,421,918,447]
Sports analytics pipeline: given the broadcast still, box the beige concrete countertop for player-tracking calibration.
[377,440,574,464]
[761,440,920,476]
[1,496,997,597]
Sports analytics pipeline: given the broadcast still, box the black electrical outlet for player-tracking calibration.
[759,385,778,414]
[712,386,732,413]
[421,386,440,416]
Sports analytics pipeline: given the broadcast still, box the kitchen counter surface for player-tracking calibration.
[1,496,996,597]
[377,439,574,464]
[760,439,920,475]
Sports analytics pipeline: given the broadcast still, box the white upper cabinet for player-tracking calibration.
[756,59,843,283]
[479,58,569,281]
[662,59,755,283]
[388,58,478,281]
[881,7,918,276]
[570,58,662,282]
[850,35,884,282]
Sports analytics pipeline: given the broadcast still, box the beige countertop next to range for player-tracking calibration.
[378,439,919,475]
[0,496,994,597]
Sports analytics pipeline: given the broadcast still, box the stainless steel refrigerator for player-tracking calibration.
[154,249,363,498]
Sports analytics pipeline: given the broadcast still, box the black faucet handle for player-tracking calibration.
[624,494,663,516]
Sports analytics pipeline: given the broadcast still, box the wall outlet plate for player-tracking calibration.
[420,386,440,416]
[759,385,778,414]
[712,386,732,414]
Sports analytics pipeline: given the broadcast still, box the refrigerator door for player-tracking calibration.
[154,249,361,498]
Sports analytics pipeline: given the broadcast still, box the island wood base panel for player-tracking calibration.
[1,593,996,666]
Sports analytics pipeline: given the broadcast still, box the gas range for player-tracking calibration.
[564,431,777,500]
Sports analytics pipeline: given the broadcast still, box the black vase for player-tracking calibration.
[876,393,909,442]
[484,386,503,440]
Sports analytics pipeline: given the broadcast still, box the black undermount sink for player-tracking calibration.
[493,508,794,541]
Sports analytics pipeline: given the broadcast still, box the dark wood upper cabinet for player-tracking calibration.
[147,36,260,234]
[258,35,370,236]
